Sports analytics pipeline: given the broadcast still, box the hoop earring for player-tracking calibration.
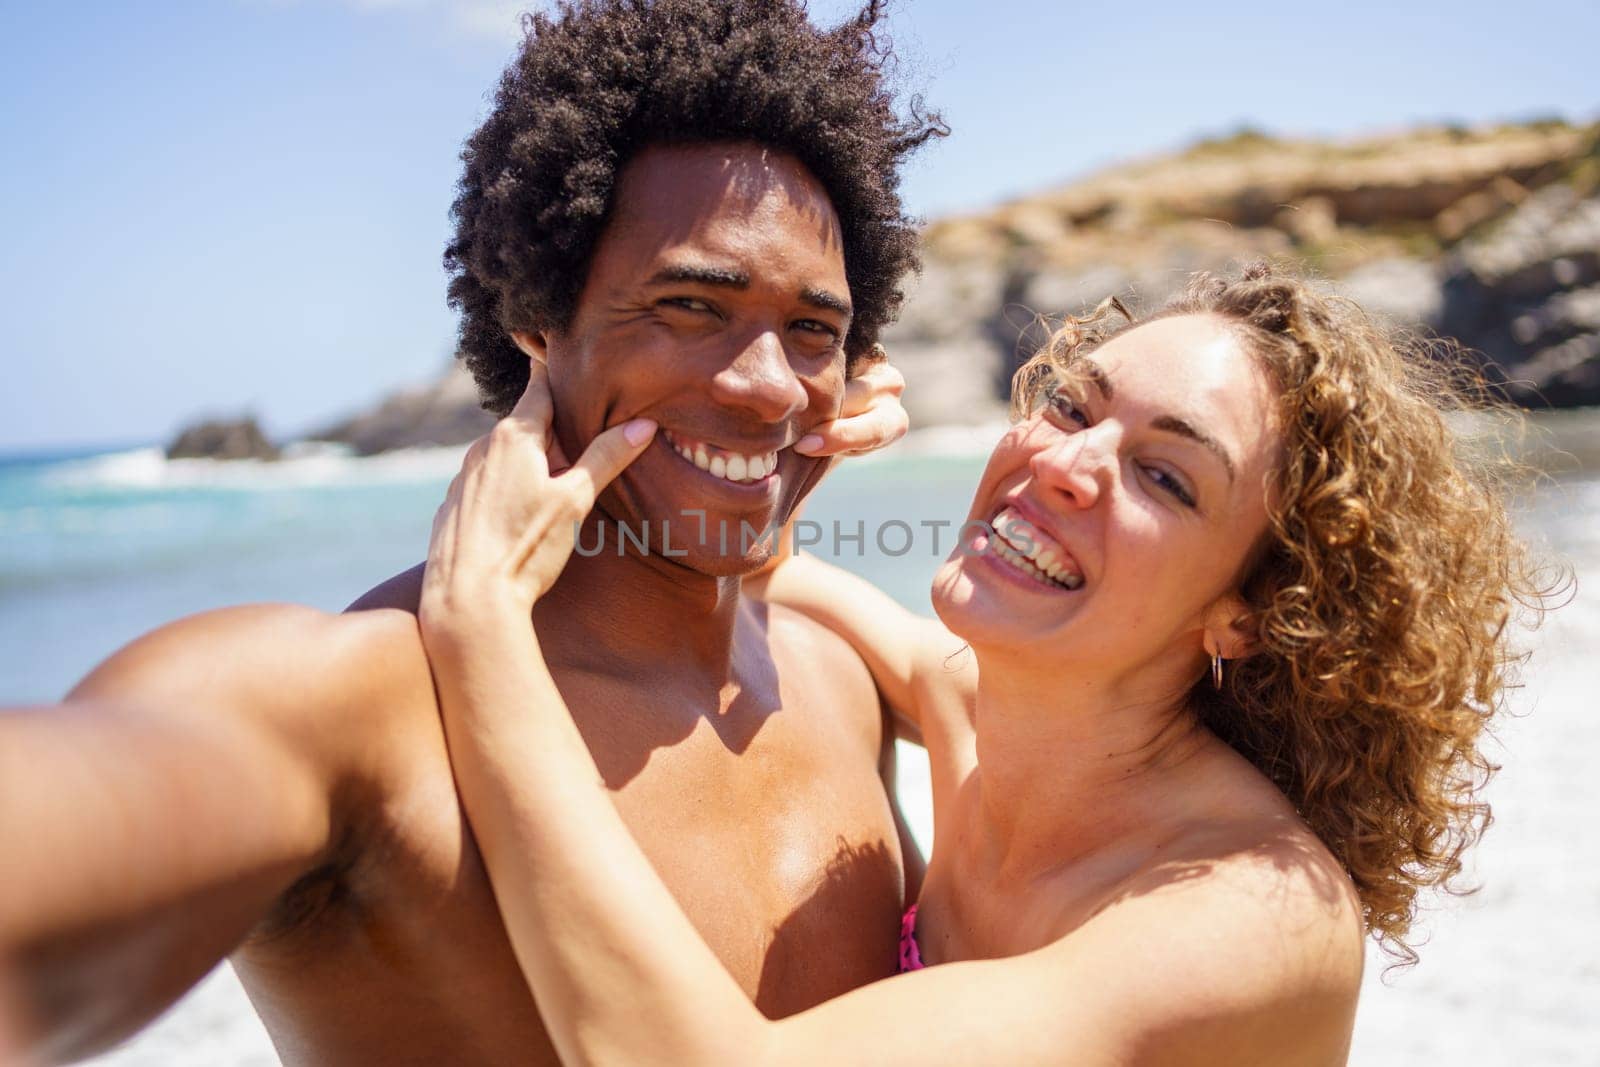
[1211,653,1224,690]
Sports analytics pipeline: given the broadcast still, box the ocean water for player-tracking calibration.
[0,436,996,704]
[2,417,1597,1065]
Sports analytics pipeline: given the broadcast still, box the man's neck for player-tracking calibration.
[533,518,746,686]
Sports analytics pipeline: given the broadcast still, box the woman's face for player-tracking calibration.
[932,314,1282,689]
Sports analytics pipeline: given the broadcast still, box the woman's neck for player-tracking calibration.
[962,651,1210,886]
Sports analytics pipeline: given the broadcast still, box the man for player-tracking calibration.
[0,1,943,1062]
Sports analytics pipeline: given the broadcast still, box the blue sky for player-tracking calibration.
[2,0,1596,453]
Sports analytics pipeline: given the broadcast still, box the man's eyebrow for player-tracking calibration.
[1151,415,1236,482]
[644,266,850,317]
[800,286,851,317]
[646,264,750,288]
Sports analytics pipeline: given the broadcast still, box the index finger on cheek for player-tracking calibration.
[837,375,873,419]
[509,360,555,439]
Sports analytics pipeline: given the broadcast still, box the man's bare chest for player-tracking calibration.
[236,663,904,1062]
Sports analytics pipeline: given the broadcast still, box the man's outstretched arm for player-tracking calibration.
[0,603,412,1063]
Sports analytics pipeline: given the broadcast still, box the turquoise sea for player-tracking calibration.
[2,418,1598,1065]
[0,437,993,703]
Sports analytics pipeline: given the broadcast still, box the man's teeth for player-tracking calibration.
[992,508,1085,590]
[667,434,777,485]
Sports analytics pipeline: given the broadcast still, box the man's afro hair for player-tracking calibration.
[444,0,946,415]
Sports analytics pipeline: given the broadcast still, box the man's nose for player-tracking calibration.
[708,329,810,423]
[1030,426,1113,510]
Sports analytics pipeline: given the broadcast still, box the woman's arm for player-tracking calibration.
[425,606,1354,1067]
[741,351,972,744]
[747,548,973,746]
[420,365,1355,1067]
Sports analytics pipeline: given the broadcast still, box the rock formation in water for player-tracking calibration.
[303,363,498,457]
[165,416,280,461]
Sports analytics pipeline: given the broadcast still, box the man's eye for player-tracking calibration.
[661,297,716,315]
[793,319,841,340]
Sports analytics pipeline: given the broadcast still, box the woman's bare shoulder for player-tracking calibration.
[989,815,1364,1064]
[1082,812,1363,1012]
[768,811,1363,1066]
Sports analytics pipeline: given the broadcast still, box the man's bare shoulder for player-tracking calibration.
[72,584,438,783]
[760,600,876,682]
[83,596,423,703]
[347,561,428,614]
[40,590,447,953]
[755,600,883,740]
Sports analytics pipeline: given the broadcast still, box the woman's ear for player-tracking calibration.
[1201,593,1258,662]
[511,331,549,366]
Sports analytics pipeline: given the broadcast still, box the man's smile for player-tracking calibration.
[660,428,782,487]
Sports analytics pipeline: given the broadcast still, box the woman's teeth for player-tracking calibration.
[992,508,1085,590]
[665,432,777,485]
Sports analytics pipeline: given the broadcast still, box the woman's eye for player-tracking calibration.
[1142,466,1197,509]
[1043,383,1089,428]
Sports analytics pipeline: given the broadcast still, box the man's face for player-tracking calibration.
[539,142,852,575]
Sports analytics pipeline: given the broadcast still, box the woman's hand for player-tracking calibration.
[420,361,656,625]
[746,348,908,586]
[793,345,908,457]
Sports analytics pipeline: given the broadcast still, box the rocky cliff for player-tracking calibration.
[303,362,497,457]
[170,118,1600,458]
[889,119,1600,426]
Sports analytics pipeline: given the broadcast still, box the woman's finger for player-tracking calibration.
[794,355,907,456]
[794,405,909,456]
[837,359,905,419]
[507,359,556,446]
[562,418,657,512]
[546,434,574,476]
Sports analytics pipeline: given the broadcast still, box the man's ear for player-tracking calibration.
[511,331,549,366]
[1201,593,1259,662]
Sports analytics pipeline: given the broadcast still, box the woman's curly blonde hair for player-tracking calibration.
[1013,263,1559,966]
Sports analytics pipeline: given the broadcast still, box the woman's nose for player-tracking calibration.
[708,329,809,423]
[1029,425,1112,510]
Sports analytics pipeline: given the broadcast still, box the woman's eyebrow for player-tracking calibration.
[1078,359,1114,400]
[1077,358,1234,480]
[1150,414,1236,482]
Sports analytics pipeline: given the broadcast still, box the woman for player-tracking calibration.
[419,265,1547,1064]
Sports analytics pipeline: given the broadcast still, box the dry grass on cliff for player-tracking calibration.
[923,119,1600,275]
